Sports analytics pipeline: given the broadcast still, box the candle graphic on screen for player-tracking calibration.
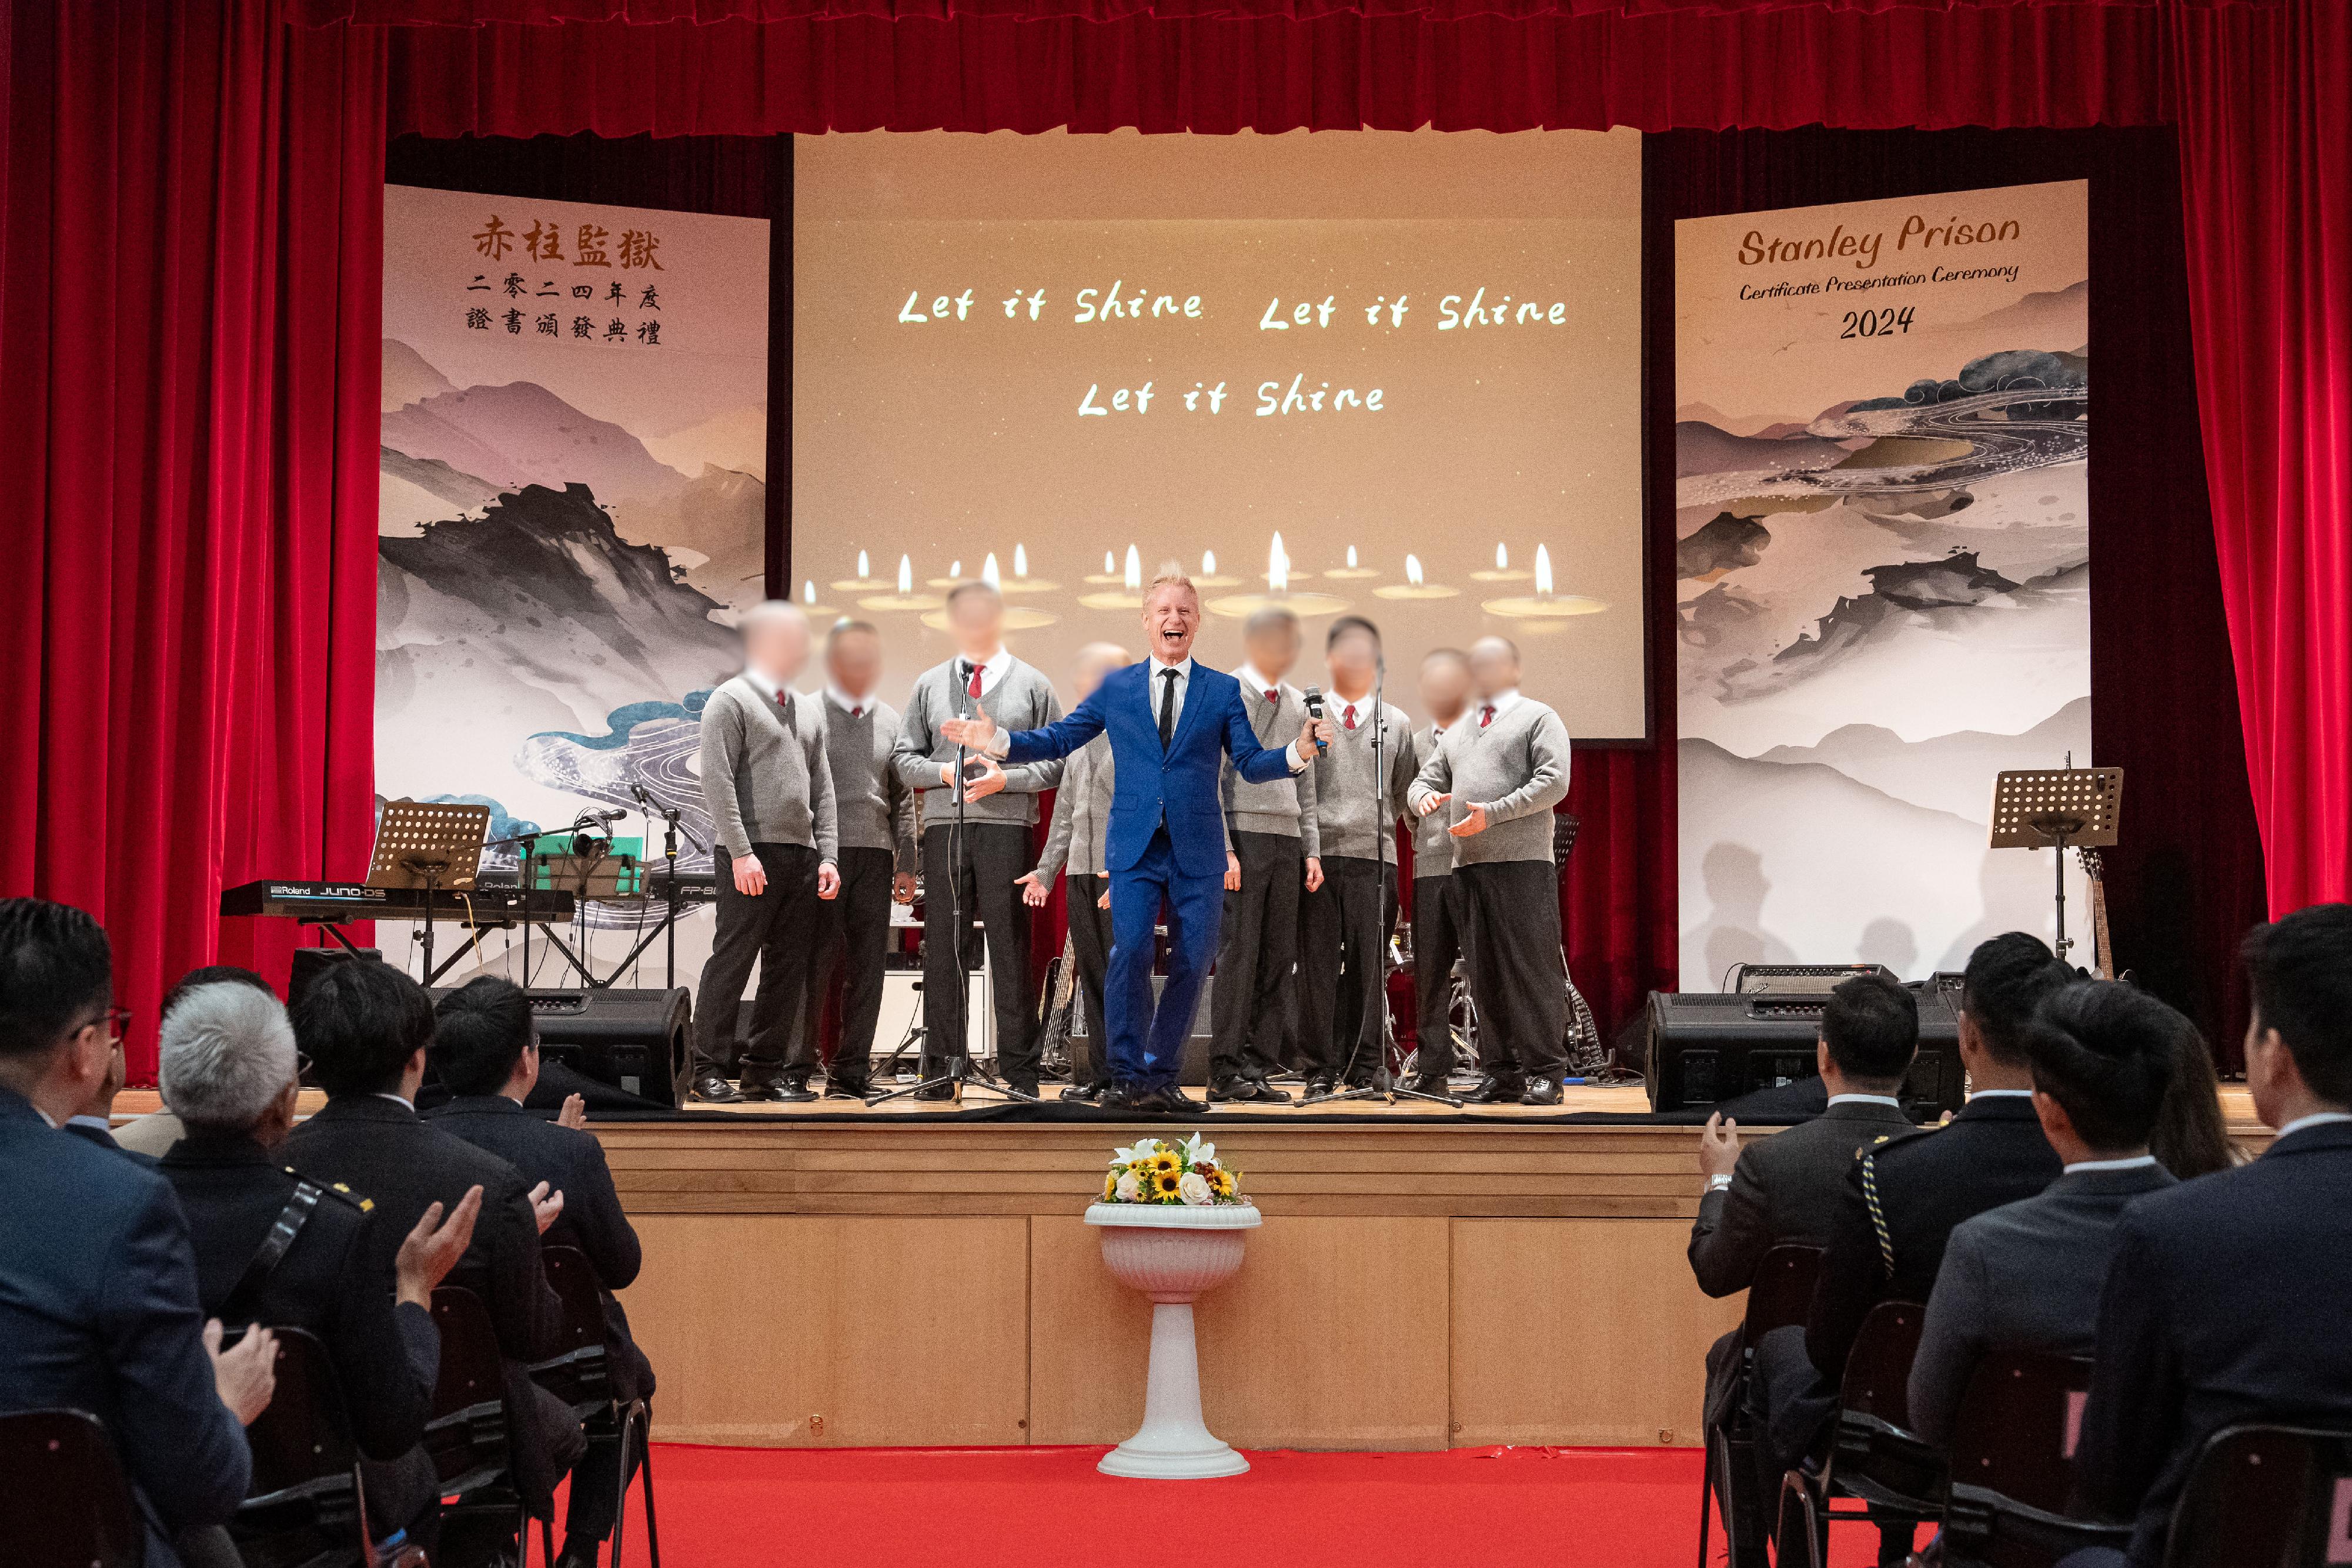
[1326,543,1379,581]
[859,553,943,613]
[1375,553,1458,600]
[799,578,840,618]
[1482,543,1605,620]
[1194,549,1240,588]
[1471,541,1531,583]
[1002,541,1059,594]
[1207,533,1347,619]
[1080,544,1145,609]
[834,548,890,592]
[1085,549,1123,586]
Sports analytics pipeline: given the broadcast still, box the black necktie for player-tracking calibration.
[1157,667,1179,749]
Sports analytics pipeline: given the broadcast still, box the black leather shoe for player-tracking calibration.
[1060,1082,1102,1104]
[1097,1082,1137,1111]
[774,1076,818,1104]
[691,1073,742,1104]
[1209,1079,1291,1104]
[1463,1074,1525,1104]
[1132,1085,1203,1114]
[1402,1074,1454,1098]
[1003,1076,1042,1102]
[1301,1074,1337,1099]
[912,1079,957,1101]
[824,1079,870,1101]
[1520,1077,1563,1107]
[737,1079,784,1103]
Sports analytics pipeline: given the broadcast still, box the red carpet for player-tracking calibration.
[586,1445,1911,1567]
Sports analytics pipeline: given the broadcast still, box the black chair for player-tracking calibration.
[1939,1349,2130,1568]
[531,1245,662,1568]
[1698,1243,1825,1568]
[426,1285,535,1562]
[1777,1299,1945,1568]
[2160,1423,2352,1568]
[0,1409,143,1568]
[233,1326,372,1568]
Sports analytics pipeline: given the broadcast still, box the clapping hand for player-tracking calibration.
[1698,1114,1740,1183]
[556,1094,587,1131]
[206,1319,278,1426]
[527,1181,565,1235]
[395,1185,483,1306]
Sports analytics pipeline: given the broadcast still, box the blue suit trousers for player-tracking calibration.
[1107,825,1225,1089]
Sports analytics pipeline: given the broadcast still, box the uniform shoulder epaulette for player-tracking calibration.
[319,1178,373,1213]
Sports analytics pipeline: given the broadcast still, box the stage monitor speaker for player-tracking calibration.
[1070,974,1216,1086]
[1643,986,1962,1117]
[430,986,692,1109]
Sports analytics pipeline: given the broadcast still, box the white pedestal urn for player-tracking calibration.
[1084,1200,1262,1479]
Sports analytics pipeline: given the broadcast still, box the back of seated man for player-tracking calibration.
[1750,932,2070,1566]
[0,898,273,1568]
[1906,979,2182,1448]
[1690,971,1920,1567]
[116,964,277,1158]
[156,980,480,1554]
[426,976,654,1568]
[2062,904,2352,1568]
[283,958,574,1565]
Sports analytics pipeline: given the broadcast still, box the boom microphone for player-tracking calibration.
[1303,685,1330,753]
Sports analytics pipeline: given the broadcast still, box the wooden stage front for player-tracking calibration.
[119,1085,2268,1453]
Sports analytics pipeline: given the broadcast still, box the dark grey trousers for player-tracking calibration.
[921,822,1037,1081]
[1066,871,1114,1086]
[1295,854,1395,1082]
[690,841,819,1084]
[1210,830,1302,1085]
[1410,873,1462,1081]
[787,844,896,1087]
[1454,857,1566,1082]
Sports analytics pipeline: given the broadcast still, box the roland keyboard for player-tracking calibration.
[218,880,576,924]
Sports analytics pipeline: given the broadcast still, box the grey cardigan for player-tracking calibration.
[1406,696,1572,867]
[1221,681,1321,854]
[891,655,1065,830]
[1031,735,1113,881]
[1408,722,1458,877]
[697,675,839,864]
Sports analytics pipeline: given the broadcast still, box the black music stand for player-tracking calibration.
[365,800,491,984]
[1989,765,2122,967]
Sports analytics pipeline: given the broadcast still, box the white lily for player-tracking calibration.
[1182,1133,1216,1167]
[1110,1141,1157,1167]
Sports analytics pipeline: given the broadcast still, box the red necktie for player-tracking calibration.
[1265,688,1278,704]
[1480,704,1495,729]
[1344,705,1358,730]
[965,663,985,700]
[850,705,863,720]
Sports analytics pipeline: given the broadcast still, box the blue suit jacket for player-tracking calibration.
[1003,661,1296,879]
[0,1087,250,1566]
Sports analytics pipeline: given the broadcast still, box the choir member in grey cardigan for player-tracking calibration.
[1404,648,1472,1095]
[783,619,920,1099]
[689,603,841,1103]
[1016,643,1125,1101]
[888,583,1065,1096]
[1407,636,1572,1104]
[1297,615,1419,1094]
[1208,608,1324,1102]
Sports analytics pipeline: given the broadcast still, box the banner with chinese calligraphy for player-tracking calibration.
[1674,180,2092,987]
[379,184,768,979]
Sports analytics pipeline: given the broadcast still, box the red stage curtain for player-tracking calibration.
[2170,0,2352,915]
[0,1,385,1076]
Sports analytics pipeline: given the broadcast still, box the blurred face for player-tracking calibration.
[947,590,1005,657]
[1327,627,1378,692]
[827,629,883,699]
[1141,583,1201,664]
[1468,637,1521,698]
[1245,623,1302,683]
[744,613,810,684]
[1419,656,1471,724]
[1075,644,1128,701]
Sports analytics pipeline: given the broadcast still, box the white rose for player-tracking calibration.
[1178,1171,1212,1206]
[1114,1171,1141,1202]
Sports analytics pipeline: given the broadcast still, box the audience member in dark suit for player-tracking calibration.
[0,898,277,1568]
[1691,971,1920,1566]
[427,977,654,1568]
[1907,979,2183,1447]
[116,965,279,1159]
[156,979,479,1551]
[1749,932,2070,1566]
[2062,904,2352,1568]
[283,958,576,1566]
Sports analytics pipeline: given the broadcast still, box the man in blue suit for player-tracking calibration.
[0,897,276,1567]
[946,565,1332,1111]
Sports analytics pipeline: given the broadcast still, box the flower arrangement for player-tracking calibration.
[1101,1134,1245,1206]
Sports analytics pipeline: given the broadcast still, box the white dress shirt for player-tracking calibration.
[2277,1110,2352,1140]
[1828,1092,1903,1109]
[2063,1153,2161,1174]
[826,684,877,719]
[1473,687,1525,729]
[954,646,1013,697]
[1147,655,1195,731]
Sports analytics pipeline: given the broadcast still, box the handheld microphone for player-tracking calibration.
[1303,686,1330,753]
[627,783,654,810]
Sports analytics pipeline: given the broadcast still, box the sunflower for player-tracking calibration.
[1214,1168,1236,1199]
[1152,1169,1182,1199]
[1148,1149,1181,1178]
[1104,1171,1120,1201]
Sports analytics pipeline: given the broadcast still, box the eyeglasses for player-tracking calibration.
[98,1006,133,1048]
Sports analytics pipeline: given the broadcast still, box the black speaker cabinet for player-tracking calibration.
[1069,973,1217,1086]
[1643,987,1963,1117]
[428,986,693,1109]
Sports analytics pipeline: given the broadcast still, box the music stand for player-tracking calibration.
[1989,766,2122,965]
[530,848,644,988]
[366,800,492,984]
